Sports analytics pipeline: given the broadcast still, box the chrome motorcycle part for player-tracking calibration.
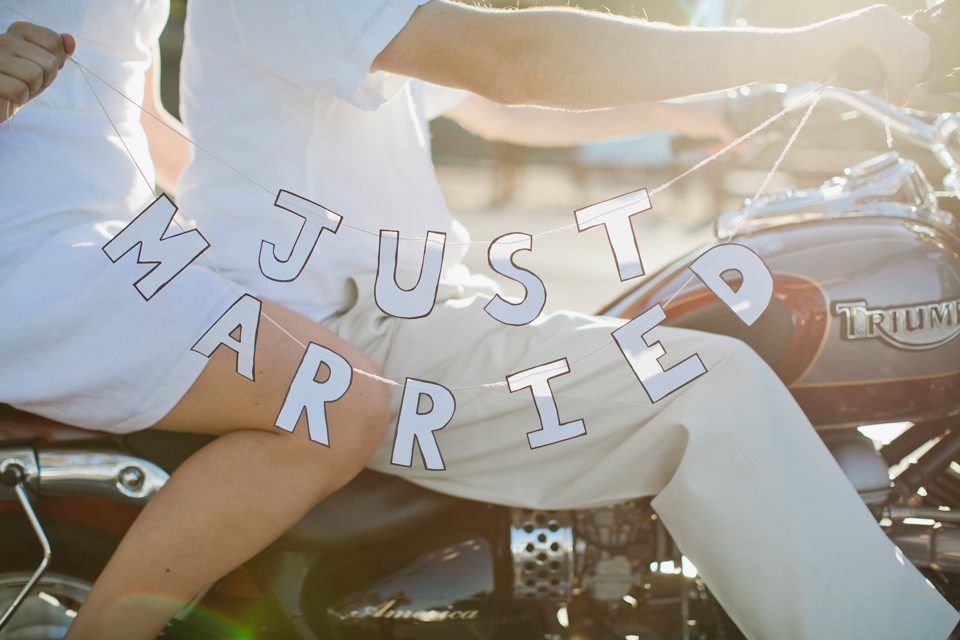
[821,431,892,506]
[933,113,960,175]
[881,420,952,466]
[890,427,960,504]
[573,502,652,604]
[0,518,119,640]
[511,510,574,603]
[0,573,89,640]
[785,88,937,151]
[579,554,638,603]
[0,465,50,633]
[0,449,39,502]
[715,153,954,241]
[0,447,167,507]
[34,450,167,506]
[887,523,960,572]
[885,506,960,524]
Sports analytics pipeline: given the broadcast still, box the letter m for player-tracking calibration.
[103,195,210,300]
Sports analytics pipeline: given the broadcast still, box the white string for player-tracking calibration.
[69,54,824,247]
[75,59,320,368]
[73,51,829,392]
[5,99,13,131]
[658,76,833,313]
[69,58,276,199]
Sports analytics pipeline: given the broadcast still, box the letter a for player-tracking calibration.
[275,343,353,446]
[102,194,210,300]
[191,295,262,381]
[506,358,586,449]
[613,304,706,403]
[575,188,651,281]
[484,233,547,326]
[689,244,773,326]
[259,190,342,282]
[375,230,446,319]
[391,379,456,470]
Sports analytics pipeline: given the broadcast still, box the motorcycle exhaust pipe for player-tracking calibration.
[888,523,960,572]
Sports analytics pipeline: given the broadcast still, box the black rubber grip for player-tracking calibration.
[837,49,886,91]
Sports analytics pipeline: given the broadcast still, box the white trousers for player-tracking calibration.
[324,274,958,640]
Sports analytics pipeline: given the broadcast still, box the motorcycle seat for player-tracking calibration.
[278,467,462,550]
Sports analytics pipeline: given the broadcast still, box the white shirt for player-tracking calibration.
[178,0,472,322]
[0,0,165,283]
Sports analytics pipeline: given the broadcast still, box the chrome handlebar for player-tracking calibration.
[783,85,960,178]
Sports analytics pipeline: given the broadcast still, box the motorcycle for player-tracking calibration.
[3,4,960,639]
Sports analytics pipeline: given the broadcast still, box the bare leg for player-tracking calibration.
[63,299,390,640]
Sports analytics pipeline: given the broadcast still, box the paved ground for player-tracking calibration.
[436,162,728,316]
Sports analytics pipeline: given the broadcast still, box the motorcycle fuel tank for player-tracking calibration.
[606,154,960,427]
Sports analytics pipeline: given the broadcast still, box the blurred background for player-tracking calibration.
[157,0,951,315]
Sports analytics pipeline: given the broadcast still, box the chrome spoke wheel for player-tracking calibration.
[0,573,91,640]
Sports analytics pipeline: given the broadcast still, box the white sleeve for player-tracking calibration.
[229,0,430,110]
[421,82,472,120]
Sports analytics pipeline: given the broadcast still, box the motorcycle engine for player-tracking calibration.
[511,503,734,639]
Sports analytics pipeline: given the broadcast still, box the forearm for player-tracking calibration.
[374,3,798,109]
[445,95,732,147]
[373,2,928,109]
[483,14,797,108]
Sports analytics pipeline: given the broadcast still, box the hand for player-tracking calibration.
[0,21,76,123]
[796,5,929,104]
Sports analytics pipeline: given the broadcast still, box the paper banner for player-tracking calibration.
[191,294,262,381]
[574,188,651,282]
[275,343,353,446]
[260,190,342,282]
[506,358,586,449]
[391,378,456,470]
[102,194,210,300]
[375,230,446,319]
[484,233,547,326]
[689,243,773,326]
[613,304,706,403]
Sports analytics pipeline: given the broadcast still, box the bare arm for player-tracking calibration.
[444,94,735,148]
[372,2,929,109]
[141,48,190,195]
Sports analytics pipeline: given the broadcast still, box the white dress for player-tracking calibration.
[0,0,238,432]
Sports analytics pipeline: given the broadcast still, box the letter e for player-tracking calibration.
[613,305,706,403]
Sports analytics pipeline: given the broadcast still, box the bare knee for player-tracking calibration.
[337,357,391,465]
[273,354,390,495]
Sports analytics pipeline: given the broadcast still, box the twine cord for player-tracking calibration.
[69,53,830,391]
